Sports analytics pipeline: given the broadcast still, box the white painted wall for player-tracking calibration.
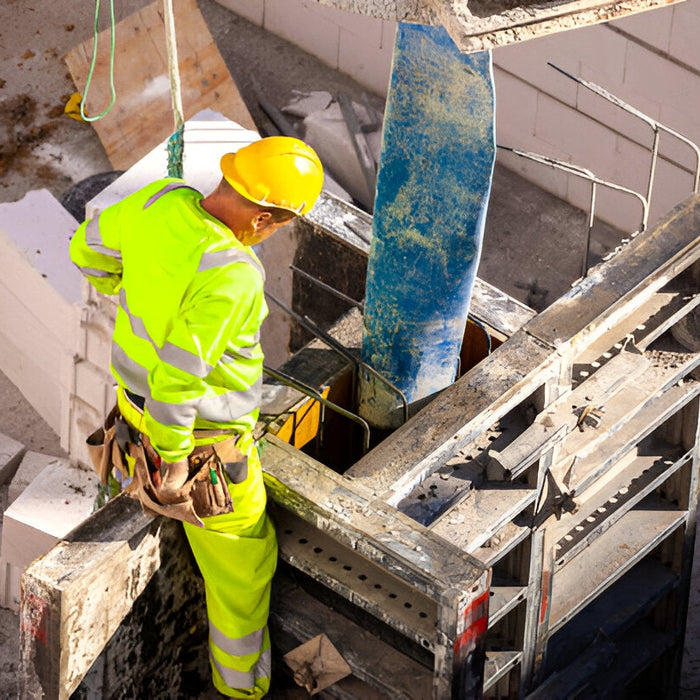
[215,0,700,232]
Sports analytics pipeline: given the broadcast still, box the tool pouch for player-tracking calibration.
[86,406,241,525]
[188,446,234,519]
[133,438,238,527]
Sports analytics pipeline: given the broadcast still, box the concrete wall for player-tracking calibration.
[493,3,700,233]
[214,0,396,96]
[215,0,700,232]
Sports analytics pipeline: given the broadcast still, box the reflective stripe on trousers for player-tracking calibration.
[183,439,277,699]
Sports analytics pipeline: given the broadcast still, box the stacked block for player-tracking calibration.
[0,191,83,445]
[213,0,397,96]
[0,451,98,612]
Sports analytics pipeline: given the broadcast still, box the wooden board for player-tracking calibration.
[64,0,256,170]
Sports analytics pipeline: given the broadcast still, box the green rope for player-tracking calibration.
[167,126,185,179]
[164,0,185,178]
[80,0,117,122]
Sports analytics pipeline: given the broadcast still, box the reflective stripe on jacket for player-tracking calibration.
[70,178,268,462]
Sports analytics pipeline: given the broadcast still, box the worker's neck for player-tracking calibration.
[200,195,229,227]
[201,187,260,245]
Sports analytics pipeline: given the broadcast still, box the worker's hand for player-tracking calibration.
[156,459,190,503]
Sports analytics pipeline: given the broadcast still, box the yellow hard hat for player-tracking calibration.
[220,136,324,216]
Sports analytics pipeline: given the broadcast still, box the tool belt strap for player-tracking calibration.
[117,386,237,445]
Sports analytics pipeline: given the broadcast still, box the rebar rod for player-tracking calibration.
[266,291,409,424]
[498,144,649,277]
[263,365,371,454]
[549,63,700,197]
[289,265,364,311]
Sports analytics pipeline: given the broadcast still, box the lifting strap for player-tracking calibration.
[163,0,185,179]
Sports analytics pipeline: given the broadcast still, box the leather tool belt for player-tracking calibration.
[86,406,247,527]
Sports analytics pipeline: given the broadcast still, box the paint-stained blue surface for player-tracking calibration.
[360,23,496,415]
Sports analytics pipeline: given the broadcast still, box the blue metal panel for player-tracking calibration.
[359,23,496,427]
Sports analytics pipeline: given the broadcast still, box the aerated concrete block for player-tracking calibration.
[0,433,25,486]
[212,0,264,25]
[0,458,98,611]
[86,111,259,218]
[7,452,64,507]
[0,189,82,343]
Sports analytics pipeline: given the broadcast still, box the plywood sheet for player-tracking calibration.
[65,0,256,170]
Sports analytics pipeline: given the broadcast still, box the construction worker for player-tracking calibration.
[70,136,324,699]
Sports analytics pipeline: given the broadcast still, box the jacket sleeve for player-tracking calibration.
[142,262,265,463]
[69,214,123,295]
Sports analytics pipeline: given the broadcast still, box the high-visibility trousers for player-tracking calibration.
[183,434,278,699]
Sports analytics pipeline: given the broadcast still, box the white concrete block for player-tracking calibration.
[644,155,695,230]
[496,147,570,203]
[0,190,83,348]
[86,111,258,217]
[565,173,597,221]
[574,84,656,149]
[494,39,577,108]
[0,433,25,486]
[84,319,114,376]
[0,459,97,611]
[670,4,700,74]
[68,395,107,467]
[594,135,657,231]
[575,24,629,87]
[534,94,618,178]
[494,68,538,142]
[0,324,68,436]
[266,0,341,69]
[623,42,700,113]
[212,0,264,25]
[7,452,63,506]
[0,280,76,375]
[335,5,383,42]
[0,189,81,304]
[321,1,384,36]
[74,360,113,419]
[656,102,700,176]
[338,18,393,96]
[610,4,673,52]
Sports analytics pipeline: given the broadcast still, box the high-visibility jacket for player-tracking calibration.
[70,179,268,462]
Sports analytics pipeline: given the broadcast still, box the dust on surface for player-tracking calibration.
[0,92,65,184]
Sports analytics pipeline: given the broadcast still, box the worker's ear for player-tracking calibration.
[252,211,273,232]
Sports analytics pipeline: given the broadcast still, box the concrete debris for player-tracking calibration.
[282,90,334,118]
[285,92,382,212]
